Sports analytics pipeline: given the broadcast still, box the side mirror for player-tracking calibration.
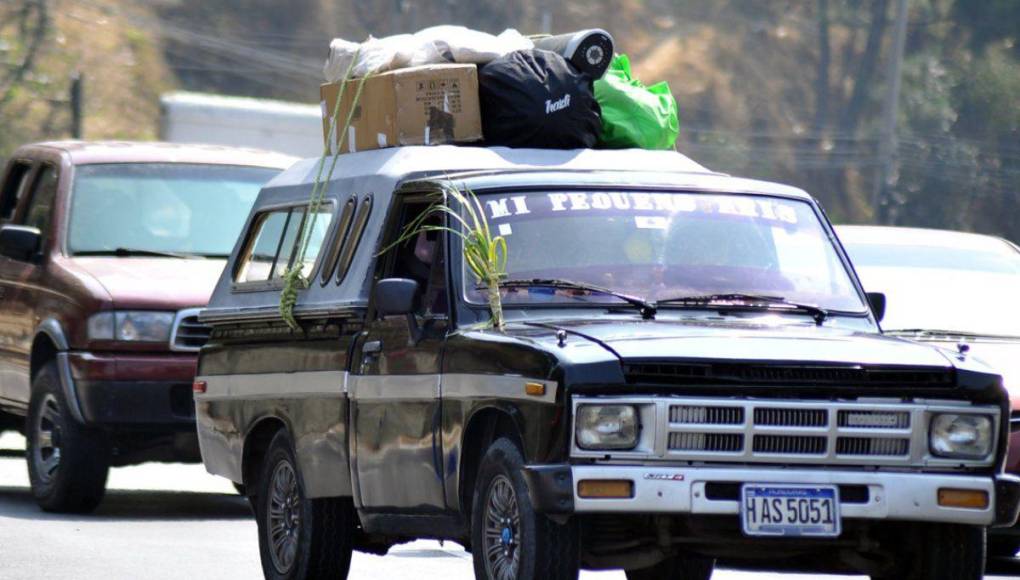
[0,225,41,262]
[867,292,886,324]
[374,278,422,344]
[374,278,419,316]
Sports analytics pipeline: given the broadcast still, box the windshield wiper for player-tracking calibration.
[885,328,1020,340]
[75,247,203,259]
[493,278,657,319]
[656,293,829,325]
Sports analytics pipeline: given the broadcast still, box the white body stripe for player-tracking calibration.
[196,370,346,400]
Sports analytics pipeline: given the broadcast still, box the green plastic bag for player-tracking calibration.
[594,54,679,150]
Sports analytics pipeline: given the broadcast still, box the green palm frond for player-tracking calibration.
[379,182,508,330]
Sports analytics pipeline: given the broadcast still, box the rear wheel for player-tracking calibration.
[872,523,984,580]
[626,554,715,580]
[26,362,110,513]
[470,437,579,580]
[255,430,354,580]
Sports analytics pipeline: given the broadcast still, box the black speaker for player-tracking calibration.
[532,29,615,79]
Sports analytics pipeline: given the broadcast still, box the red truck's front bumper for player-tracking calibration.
[65,351,198,427]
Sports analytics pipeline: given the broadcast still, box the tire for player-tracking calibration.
[987,535,1020,558]
[626,555,715,580]
[470,437,580,580]
[872,524,985,580]
[255,430,354,580]
[25,361,110,513]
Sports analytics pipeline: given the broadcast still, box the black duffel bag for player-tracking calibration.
[478,49,601,149]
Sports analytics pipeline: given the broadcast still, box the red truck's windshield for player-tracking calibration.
[68,163,278,258]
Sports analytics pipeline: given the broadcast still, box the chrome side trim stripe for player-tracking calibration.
[196,372,557,403]
[196,371,346,400]
[350,374,439,401]
[443,373,558,404]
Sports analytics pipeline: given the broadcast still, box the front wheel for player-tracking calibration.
[26,362,110,513]
[872,523,985,580]
[987,535,1020,559]
[626,554,715,580]
[470,437,579,580]
[255,430,354,580]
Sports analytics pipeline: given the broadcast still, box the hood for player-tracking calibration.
[69,257,226,310]
[522,318,953,368]
[920,339,1020,411]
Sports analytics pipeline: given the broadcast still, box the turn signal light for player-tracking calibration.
[577,479,634,499]
[937,488,989,509]
[525,382,546,397]
[192,380,207,394]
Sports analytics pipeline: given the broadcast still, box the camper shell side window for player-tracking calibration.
[233,202,334,291]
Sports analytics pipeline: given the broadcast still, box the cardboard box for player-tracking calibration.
[320,64,482,154]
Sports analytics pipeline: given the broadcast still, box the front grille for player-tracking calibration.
[572,395,1004,468]
[171,309,212,351]
[668,432,743,452]
[836,437,910,456]
[670,405,744,425]
[753,434,827,455]
[623,361,954,388]
[838,410,910,429]
[754,408,827,427]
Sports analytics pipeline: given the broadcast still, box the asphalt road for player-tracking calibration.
[1,432,1018,580]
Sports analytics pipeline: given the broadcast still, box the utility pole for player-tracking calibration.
[70,72,83,139]
[872,0,908,224]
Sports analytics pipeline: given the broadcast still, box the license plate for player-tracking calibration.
[740,484,841,537]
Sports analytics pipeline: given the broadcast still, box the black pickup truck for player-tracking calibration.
[194,145,1020,580]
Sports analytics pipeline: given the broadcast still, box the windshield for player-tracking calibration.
[68,163,279,257]
[462,191,866,312]
[843,237,1020,337]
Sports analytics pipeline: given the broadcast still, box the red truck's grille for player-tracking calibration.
[170,309,212,352]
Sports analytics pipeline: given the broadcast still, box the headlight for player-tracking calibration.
[929,413,993,459]
[576,405,639,450]
[87,311,175,342]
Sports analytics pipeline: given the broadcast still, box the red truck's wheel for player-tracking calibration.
[471,437,580,580]
[25,361,110,514]
[255,430,353,580]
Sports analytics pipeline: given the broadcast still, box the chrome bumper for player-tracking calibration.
[571,465,1019,527]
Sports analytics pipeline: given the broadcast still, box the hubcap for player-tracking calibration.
[483,475,521,580]
[267,460,301,574]
[32,393,62,487]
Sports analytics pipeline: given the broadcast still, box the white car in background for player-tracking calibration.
[837,225,1020,558]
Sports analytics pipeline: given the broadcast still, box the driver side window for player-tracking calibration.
[385,198,448,317]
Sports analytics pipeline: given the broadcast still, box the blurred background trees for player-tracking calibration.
[0,0,1017,238]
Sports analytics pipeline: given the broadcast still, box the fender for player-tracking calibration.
[34,319,86,425]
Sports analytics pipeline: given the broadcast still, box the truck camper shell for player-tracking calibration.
[202,145,812,325]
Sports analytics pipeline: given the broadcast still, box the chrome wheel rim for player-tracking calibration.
[267,460,301,574]
[483,475,521,580]
[32,393,62,487]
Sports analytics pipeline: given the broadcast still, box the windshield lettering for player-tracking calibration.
[485,192,797,225]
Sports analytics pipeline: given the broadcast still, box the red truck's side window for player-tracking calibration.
[22,166,58,242]
[0,161,33,223]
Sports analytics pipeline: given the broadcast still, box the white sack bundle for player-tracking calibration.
[323,26,533,82]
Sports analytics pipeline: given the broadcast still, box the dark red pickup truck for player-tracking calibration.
[0,141,294,513]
